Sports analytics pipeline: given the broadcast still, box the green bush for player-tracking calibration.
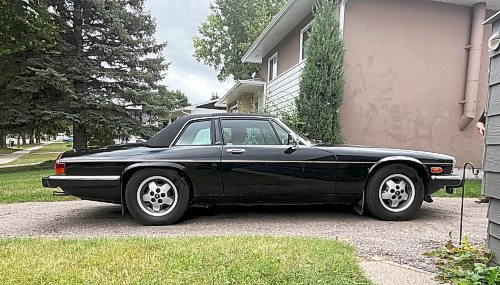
[426,237,500,284]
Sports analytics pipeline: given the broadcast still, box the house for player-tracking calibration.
[160,99,226,126]
[217,0,500,166]
[483,10,500,264]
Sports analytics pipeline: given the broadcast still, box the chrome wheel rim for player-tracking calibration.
[137,176,178,217]
[378,174,415,213]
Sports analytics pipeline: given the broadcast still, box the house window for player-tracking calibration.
[268,53,278,81]
[300,21,313,61]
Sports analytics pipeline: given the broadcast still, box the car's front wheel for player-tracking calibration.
[125,168,189,225]
[365,164,424,220]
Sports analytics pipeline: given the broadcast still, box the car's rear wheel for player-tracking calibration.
[365,164,424,220]
[125,168,189,225]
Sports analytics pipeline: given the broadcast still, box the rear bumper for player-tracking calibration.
[42,175,121,203]
[42,175,120,188]
[429,175,463,194]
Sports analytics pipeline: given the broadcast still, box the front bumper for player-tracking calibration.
[429,175,463,194]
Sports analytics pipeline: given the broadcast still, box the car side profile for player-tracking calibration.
[42,114,462,225]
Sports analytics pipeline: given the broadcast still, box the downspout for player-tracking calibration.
[459,2,486,131]
[339,0,348,36]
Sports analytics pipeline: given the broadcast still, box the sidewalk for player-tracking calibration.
[362,260,440,285]
[0,143,50,165]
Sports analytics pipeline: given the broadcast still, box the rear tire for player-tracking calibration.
[125,168,190,225]
[365,164,424,220]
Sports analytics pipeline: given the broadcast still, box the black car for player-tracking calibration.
[42,114,462,225]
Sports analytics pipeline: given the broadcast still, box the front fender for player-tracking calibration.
[368,156,426,175]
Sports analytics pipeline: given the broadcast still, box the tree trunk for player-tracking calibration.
[0,131,5,148]
[22,134,27,146]
[73,123,87,150]
[16,134,20,147]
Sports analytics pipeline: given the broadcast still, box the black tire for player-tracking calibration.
[125,168,190,225]
[365,164,424,221]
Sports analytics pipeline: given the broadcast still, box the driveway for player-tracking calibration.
[0,198,487,272]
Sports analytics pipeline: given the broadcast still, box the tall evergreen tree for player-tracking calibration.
[34,0,171,149]
[296,0,345,144]
[193,0,286,81]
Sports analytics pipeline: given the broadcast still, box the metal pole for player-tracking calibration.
[459,162,481,244]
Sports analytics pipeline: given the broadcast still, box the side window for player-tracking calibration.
[175,120,212,146]
[222,119,281,145]
[271,121,290,145]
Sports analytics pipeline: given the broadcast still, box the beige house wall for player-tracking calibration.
[261,14,314,81]
[341,0,493,166]
[237,93,254,113]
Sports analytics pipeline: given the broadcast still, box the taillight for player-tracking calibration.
[55,154,65,175]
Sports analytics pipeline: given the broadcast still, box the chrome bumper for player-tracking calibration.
[430,175,463,194]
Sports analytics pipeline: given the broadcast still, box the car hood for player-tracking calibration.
[313,144,455,164]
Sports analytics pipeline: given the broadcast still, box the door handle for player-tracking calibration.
[227,148,245,154]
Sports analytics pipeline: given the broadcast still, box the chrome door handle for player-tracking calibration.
[227,149,245,154]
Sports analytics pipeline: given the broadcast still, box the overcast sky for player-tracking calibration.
[145,0,235,105]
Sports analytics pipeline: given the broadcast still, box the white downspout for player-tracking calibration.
[339,0,348,36]
[458,2,487,131]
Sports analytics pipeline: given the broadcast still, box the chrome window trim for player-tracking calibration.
[168,115,276,148]
[48,175,120,181]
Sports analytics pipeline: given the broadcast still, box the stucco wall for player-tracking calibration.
[342,0,492,166]
[261,14,314,82]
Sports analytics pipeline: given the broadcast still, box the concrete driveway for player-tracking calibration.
[0,198,487,273]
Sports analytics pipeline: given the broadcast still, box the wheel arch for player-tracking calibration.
[120,162,195,207]
[365,156,430,194]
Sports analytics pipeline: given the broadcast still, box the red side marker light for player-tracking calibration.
[55,154,65,175]
[431,167,443,174]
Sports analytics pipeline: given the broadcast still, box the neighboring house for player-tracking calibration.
[160,100,226,126]
[218,0,500,166]
[483,11,500,265]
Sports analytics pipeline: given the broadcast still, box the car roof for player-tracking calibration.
[146,113,277,147]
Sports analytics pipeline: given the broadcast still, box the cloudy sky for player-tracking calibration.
[145,0,235,105]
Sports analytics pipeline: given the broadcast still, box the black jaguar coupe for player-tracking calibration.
[42,114,462,225]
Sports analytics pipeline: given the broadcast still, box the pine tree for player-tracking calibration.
[296,0,345,144]
[39,0,170,149]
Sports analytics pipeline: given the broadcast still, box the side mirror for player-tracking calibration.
[288,134,300,149]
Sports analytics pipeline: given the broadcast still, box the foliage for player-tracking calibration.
[193,0,286,81]
[426,237,500,285]
[0,0,189,150]
[296,0,345,144]
[0,237,373,284]
[433,180,482,198]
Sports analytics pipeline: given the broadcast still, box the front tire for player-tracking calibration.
[125,168,190,225]
[365,164,424,220]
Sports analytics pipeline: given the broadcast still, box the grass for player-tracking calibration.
[0,148,18,154]
[432,180,482,198]
[0,236,372,285]
[6,143,73,166]
[0,163,76,203]
[31,142,73,153]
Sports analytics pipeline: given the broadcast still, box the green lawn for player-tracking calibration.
[0,163,76,203]
[432,180,482,198]
[0,237,372,285]
[7,143,73,166]
[0,148,18,154]
[31,142,73,153]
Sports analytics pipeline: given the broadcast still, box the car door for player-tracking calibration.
[169,118,223,195]
[220,118,336,196]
